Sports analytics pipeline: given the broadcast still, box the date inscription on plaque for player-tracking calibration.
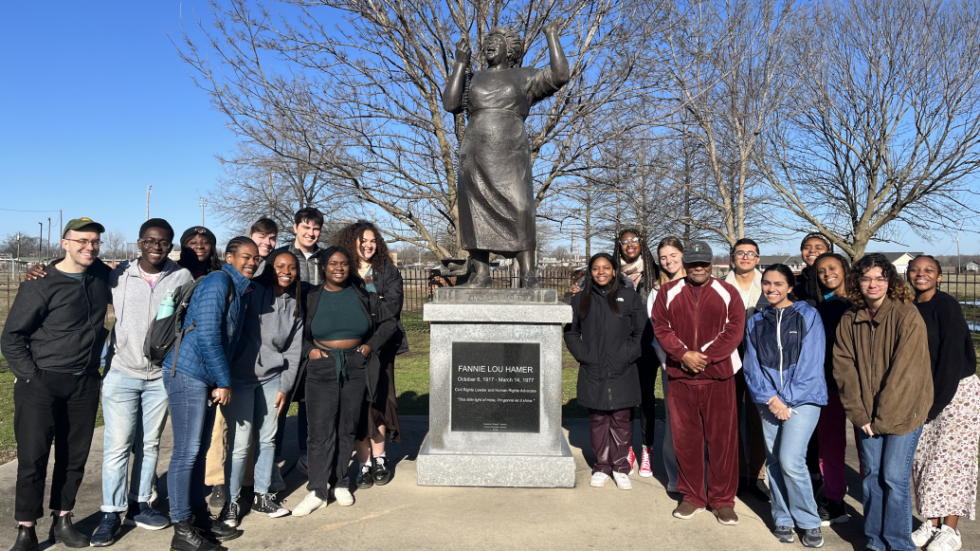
[451,342,540,433]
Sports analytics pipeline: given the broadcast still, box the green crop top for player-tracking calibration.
[311,286,370,341]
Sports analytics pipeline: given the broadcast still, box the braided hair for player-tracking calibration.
[257,248,303,319]
[613,228,660,294]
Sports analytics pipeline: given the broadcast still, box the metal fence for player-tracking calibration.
[3,268,980,335]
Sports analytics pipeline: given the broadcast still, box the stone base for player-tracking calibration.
[416,432,576,488]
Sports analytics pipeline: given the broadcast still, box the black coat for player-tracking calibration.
[1,260,111,379]
[373,261,409,355]
[564,285,645,411]
[293,283,397,404]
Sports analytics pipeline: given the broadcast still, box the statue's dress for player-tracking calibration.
[458,66,562,253]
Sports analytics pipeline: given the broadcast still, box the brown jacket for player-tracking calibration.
[832,297,933,435]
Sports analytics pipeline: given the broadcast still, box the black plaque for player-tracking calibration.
[451,342,540,433]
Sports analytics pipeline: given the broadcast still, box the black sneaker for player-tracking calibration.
[253,493,290,518]
[356,463,374,489]
[818,500,849,526]
[219,500,240,528]
[774,525,794,544]
[192,507,241,543]
[373,456,392,486]
[802,527,824,548]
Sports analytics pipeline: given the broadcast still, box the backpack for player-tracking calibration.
[144,270,234,369]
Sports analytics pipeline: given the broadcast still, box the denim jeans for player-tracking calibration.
[757,403,822,529]
[163,369,216,523]
[224,375,280,499]
[100,369,169,512]
[858,426,924,551]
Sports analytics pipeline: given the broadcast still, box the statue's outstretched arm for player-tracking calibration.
[443,38,471,114]
[545,21,570,87]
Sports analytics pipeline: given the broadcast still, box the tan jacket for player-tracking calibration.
[832,297,933,435]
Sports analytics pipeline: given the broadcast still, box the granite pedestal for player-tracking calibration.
[416,288,576,488]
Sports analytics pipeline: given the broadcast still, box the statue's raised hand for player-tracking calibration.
[454,38,471,65]
[544,19,563,39]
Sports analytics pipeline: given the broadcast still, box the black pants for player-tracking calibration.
[14,371,101,521]
[636,331,660,448]
[305,352,367,499]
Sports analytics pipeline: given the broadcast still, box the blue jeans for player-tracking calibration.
[100,369,169,512]
[757,404,822,529]
[858,426,923,551]
[163,370,216,523]
[224,376,280,499]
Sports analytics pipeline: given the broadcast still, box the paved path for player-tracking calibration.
[0,416,974,550]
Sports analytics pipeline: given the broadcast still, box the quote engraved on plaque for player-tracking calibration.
[451,342,540,433]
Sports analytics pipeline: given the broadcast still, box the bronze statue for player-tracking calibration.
[443,22,570,288]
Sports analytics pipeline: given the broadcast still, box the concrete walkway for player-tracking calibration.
[0,416,975,551]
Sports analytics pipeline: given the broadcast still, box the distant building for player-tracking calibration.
[759,255,806,273]
[875,252,924,274]
[966,261,979,273]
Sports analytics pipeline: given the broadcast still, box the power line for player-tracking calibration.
[0,208,61,213]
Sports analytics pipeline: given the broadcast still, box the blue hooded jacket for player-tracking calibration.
[744,301,828,408]
[162,263,252,388]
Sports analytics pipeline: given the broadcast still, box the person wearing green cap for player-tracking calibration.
[1,218,110,550]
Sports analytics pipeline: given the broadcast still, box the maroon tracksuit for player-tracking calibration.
[653,277,745,509]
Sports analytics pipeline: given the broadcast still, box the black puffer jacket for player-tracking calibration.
[374,261,409,355]
[564,285,645,411]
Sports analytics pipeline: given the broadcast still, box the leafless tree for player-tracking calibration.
[645,0,801,246]
[209,143,342,241]
[176,0,665,259]
[758,0,980,259]
[101,230,128,260]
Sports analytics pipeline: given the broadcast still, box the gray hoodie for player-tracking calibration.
[105,259,194,380]
[230,282,303,394]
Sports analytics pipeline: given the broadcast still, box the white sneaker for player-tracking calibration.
[270,464,286,492]
[296,455,309,477]
[590,472,610,488]
[612,472,632,490]
[926,525,962,551]
[912,522,940,548]
[332,486,354,507]
[291,491,327,517]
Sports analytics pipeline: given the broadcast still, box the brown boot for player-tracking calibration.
[671,500,705,520]
[713,506,739,526]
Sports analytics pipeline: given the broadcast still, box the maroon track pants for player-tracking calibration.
[589,408,633,475]
[668,377,738,509]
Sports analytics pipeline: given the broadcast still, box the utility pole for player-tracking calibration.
[16,232,21,259]
[147,185,152,220]
[47,217,51,259]
[957,232,962,274]
[200,198,208,226]
[38,222,43,259]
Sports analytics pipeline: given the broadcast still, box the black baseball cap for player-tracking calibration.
[684,240,713,264]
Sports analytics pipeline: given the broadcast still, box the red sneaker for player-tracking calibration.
[639,446,653,478]
[627,447,637,476]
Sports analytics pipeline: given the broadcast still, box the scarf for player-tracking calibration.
[621,257,644,287]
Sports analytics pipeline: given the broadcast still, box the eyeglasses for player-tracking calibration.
[140,238,173,249]
[734,251,759,259]
[619,237,640,245]
[858,277,889,285]
[65,238,102,248]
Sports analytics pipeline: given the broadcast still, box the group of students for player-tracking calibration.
[565,231,980,551]
[0,209,408,551]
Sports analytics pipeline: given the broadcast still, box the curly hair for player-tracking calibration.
[487,26,524,68]
[317,245,364,288]
[613,228,660,288]
[807,252,852,302]
[332,220,393,277]
[847,253,915,308]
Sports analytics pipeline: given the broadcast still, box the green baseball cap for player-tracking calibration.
[62,217,106,237]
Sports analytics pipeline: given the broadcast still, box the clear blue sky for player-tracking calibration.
[1,1,974,257]
[0,2,238,247]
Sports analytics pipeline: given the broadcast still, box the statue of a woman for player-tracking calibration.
[443,22,570,288]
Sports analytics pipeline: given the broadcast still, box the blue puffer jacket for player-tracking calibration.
[162,264,252,388]
[744,301,828,408]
